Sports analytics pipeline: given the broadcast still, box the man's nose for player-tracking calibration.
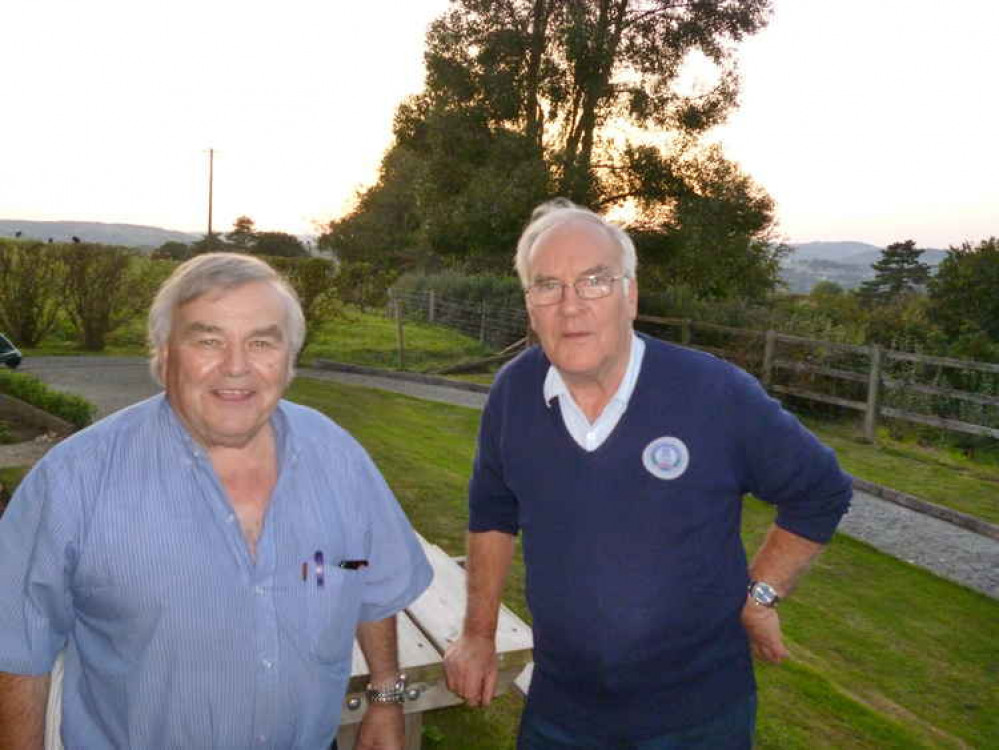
[222,344,250,375]
[557,284,584,314]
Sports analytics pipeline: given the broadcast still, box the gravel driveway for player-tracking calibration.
[8,355,998,599]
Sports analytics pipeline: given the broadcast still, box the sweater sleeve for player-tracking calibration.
[468,381,520,535]
[730,367,852,543]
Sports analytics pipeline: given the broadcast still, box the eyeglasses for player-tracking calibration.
[525,274,625,307]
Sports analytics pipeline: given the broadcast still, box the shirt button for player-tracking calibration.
[262,658,273,669]
[255,585,265,595]
[226,514,236,524]
[256,735,267,744]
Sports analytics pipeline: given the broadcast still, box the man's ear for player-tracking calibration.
[626,278,638,320]
[157,346,169,383]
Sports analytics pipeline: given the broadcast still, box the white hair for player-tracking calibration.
[514,198,638,288]
[148,252,305,386]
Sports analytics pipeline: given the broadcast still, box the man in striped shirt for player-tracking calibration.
[0,253,432,749]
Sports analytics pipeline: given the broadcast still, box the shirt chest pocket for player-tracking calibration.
[278,558,366,665]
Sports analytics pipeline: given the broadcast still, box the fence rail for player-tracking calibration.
[376,296,999,443]
[633,314,999,441]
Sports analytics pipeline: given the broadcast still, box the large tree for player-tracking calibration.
[324,0,781,294]
[60,244,155,350]
[0,241,64,346]
[859,239,932,304]
[929,237,999,341]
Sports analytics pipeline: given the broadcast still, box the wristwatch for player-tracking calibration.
[747,580,780,608]
[366,674,407,705]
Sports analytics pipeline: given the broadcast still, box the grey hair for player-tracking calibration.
[514,198,638,288]
[148,252,306,386]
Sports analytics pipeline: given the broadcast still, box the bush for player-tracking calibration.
[0,370,95,429]
[0,466,29,517]
[392,271,523,310]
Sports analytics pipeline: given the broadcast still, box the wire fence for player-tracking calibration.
[389,289,528,350]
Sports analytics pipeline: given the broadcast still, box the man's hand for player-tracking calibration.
[741,599,789,664]
[354,703,405,750]
[443,634,498,707]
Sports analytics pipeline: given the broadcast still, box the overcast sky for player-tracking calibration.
[1,0,995,249]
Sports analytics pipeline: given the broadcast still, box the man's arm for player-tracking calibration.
[354,616,404,750]
[443,530,515,707]
[741,525,826,664]
[0,672,50,750]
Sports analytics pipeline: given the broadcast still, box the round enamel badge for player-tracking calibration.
[642,436,690,480]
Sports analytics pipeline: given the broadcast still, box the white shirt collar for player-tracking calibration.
[543,332,645,417]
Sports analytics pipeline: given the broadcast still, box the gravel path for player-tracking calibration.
[6,356,997,599]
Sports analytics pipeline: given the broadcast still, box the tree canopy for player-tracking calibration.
[859,240,931,304]
[322,0,783,298]
[929,237,999,341]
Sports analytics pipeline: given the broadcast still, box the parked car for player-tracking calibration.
[0,333,22,369]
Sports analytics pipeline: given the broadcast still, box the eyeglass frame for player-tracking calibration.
[524,273,627,307]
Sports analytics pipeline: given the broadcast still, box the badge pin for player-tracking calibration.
[642,436,690,480]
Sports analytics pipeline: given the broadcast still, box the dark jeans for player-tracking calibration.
[517,692,756,750]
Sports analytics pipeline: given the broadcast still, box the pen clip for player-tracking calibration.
[314,550,325,588]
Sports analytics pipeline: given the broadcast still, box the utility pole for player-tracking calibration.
[207,148,215,240]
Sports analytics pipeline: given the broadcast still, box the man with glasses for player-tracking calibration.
[444,199,852,748]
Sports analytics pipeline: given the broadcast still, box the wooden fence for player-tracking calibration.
[637,315,999,442]
[380,290,999,443]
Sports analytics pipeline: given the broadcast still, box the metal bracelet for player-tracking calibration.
[365,674,407,705]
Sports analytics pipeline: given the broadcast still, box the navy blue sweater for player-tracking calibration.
[469,336,852,740]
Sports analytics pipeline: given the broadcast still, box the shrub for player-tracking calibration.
[0,370,95,429]
[391,271,523,311]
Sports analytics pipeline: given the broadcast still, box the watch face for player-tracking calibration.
[751,581,778,606]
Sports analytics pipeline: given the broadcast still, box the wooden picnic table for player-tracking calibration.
[44,535,534,750]
[337,534,533,749]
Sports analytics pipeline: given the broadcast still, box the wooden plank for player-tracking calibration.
[635,314,684,327]
[408,539,533,668]
[882,378,999,407]
[514,663,534,697]
[774,333,869,354]
[771,385,867,411]
[346,613,441,686]
[880,407,999,439]
[884,350,999,374]
[690,320,762,337]
[774,359,869,383]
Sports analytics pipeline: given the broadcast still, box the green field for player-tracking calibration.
[287,377,998,749]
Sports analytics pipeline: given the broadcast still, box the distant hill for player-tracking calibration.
[0,220,201,249]
[781,241,947,293]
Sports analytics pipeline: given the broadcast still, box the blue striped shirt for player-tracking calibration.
[0,394,433,749]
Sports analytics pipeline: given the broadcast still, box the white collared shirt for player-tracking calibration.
[543,333,646,452]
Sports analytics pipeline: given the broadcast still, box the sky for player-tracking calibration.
[1,0,995,249]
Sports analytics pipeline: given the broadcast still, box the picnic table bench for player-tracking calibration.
[44,534,534,750]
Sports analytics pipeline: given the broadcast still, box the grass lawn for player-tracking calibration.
[300,308,999,527]
[804,417,999,526]
[300,310,495,373]
[288,377,998,750]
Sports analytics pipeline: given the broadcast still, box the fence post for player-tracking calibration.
[681,318,691,346]
[864,344,883,442]
[395,298,406,370]
[428,290,435,323]
[762,329,777,387]
[479,302,487,344]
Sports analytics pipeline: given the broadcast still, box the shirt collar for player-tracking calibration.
[157,392,297,463]
[543,332,645,410]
